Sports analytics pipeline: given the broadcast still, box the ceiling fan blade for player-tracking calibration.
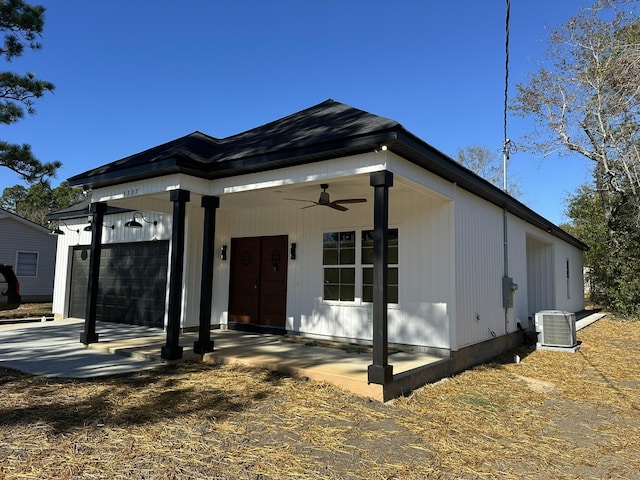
[328,203,349,211]
[333,198,367,204]
[283,197,317,204]
[301,203,319,209]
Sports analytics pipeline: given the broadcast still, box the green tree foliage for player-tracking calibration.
[0,181,86,226]
[513,2,640,314]
[565,185,640,316]
[0,0,58,182]
[456,145,522,198]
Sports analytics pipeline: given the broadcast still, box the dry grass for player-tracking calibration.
[0,303,53,320]
[1,317,639,479]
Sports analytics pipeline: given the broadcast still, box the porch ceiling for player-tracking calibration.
[220,178,373,210]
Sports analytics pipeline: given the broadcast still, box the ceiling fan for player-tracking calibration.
[284,184,367,212]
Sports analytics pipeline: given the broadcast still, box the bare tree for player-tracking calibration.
[456,145,522,198]
[512,5,640,230]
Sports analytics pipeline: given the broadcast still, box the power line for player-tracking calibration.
[503,0,511,192]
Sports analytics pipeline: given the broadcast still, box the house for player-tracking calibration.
[49,99,587,399]
[0,208,57,302]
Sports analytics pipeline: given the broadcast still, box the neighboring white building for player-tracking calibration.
[50,100,587,399]
[0,208,57,302]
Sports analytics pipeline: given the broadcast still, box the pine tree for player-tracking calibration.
[0,0,58,182]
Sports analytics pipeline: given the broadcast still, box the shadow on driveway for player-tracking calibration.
[0,319,165,378]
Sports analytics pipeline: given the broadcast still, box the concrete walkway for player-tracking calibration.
[576,311,606,331]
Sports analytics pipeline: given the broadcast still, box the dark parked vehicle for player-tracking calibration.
[0,264,21,310]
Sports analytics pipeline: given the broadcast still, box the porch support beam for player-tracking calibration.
[368,170,394,385]
[162,189,190,360]
[81,202,107,345]
[194,195,219,355]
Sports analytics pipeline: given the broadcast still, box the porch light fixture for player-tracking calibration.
[290,242,296,260]
[124,212,157,228]
[375,144,388,153]
[220,245,227,260]
[83,221,115,232]
[49,222,79,235]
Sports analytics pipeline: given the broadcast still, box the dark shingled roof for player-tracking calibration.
[68,99,399,188]
[67,99,587,251]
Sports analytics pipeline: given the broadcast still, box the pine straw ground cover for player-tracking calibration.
[0,303,53,320]
[0,318,639,479]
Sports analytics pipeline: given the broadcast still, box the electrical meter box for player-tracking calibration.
[502,276,518,309]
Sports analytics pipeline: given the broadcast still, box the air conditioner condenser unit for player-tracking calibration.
[534,310,579,351]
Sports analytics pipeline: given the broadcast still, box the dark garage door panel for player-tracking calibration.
[69,241,169,328]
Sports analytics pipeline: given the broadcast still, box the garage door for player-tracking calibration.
[68,241,169,328]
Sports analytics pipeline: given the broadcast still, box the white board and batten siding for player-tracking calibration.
[209,185,456,350]
[453,187,586,349]
[453,187,509,349]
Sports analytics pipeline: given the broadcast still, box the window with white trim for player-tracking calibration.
[322,229,399,304]
[323,231,356,301]
[16,251,38,277]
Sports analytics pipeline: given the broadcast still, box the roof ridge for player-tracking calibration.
[219,99,343,142]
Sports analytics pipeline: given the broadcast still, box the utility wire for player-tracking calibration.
[503,0,511,192]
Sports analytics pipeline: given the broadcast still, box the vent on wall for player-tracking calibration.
[534,310,578,351]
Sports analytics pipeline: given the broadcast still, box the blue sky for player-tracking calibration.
[2,0,596,225]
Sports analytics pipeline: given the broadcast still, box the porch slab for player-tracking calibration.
[87,327,445,401]
[200,331,445,401]
[78,325,444,401]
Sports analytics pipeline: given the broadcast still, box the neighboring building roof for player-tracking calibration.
[67,99,588,251]
[0,208,53,235]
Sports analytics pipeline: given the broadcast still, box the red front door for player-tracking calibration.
[228,235,288,329]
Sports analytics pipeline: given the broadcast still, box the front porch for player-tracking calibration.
[79,320,448,401]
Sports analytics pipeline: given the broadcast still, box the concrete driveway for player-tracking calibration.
[0,318,165,378]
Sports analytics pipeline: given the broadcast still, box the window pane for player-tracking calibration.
[324,268,355,301]
[324,268,340,284]
[363,285,373,303]
[323,250,338,265]
[339,231,355,247]
[323,232,339,248]
[324,284,339,301]
[362,267,398,304]
[362,267,373,285]
[361,248,373,265]
[361,230,374,245]
[339,248,355,265]
[341,268,355,284]
[340,284,355,301]
[389,229,399,245]
[388,246,398,264]
[389,267,398,285]
[361,229,398,264]
[17,252,37,276]
[389,286,398,304]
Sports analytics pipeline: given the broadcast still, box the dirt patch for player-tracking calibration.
[1,317,639,479]
[513,374,560,394]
